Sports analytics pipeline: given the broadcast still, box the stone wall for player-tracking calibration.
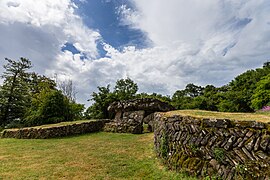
[153,113,270,179]
[104,111,145,134]
[104,98,174,134]
[1,119,111,139]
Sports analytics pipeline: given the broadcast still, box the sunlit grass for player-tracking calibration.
[5,119,98,131]
[165,110,270,123]
[0,132,196,180]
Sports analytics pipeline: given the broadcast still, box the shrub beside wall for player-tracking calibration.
[1,120,111,139]
[153,113,270,179]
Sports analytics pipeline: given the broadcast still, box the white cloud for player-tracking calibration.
[0,0,101,105]
[117,0,270,85]
[0,0,270,107]
[0,0,100,66]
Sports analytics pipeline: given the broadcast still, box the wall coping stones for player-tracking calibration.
[107,98,175,114]
[158,113,270,131]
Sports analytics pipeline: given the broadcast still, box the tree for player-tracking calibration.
[28,73,56,95]
[185,83,203,98]
[0,58,32,126]
[251,74,270,110]
[225,64,270,112]
[85,78,139,119]
[68,102,85,120]
[136,92,171,103]
[24,75,84,126]
[24,90,71,126]
[171,84,204,110]
[114,78,138,100]
[57,79,77,102]
[85,85,117,119]
[171,90,189,109]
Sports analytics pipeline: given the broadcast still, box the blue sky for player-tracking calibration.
[0,0,270,106]
[67,0,149,58]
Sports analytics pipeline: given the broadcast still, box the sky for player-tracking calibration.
[0,0,270,107]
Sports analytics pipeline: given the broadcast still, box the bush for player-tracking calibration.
[24,90,72,126]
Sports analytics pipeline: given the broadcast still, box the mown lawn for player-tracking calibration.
[0,132,196,180]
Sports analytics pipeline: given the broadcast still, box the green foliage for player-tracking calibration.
[86,78,139,119]
[235,164,248,175]
[0,58,32,126]
[251,74,270,110]
[114,77,138,100]
[39,90,68,120]
[204,175,222,180]
[136,92,171,104]
[189,144,199,155]
[85,85,117,119]
[171,62,270,113]
[24,90,70,126]
[185,83,203,98]
[217,91,251,112]
[223,64,270,112]
[171,84,221,111]
[0,58,84,127]
[68,102,85,120]
[160,130,169,159]
[213,148,225,163]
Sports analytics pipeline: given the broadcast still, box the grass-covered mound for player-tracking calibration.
[1,119,110,139]
[165,110,270,123]
[0,132,196,179]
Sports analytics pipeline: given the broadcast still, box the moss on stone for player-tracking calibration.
[213,148,225,163]
[177,153,189,168]
[154,112,270,179]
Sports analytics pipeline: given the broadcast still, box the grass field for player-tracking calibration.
[0,132,196,180]
[165,110,270,123]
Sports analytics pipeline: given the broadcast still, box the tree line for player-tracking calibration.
[85,61,270,119]
[0,58,84,128]
[0,57,270,128]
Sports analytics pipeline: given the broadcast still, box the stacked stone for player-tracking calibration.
[103,111,145,134]
[104,98,174,134]
[1,119,111,139]
[153,113,270,179]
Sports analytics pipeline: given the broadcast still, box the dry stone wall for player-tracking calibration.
[104,111,145,134]
[1,119,111,139]
[153,113,270,179]
[104,98,174,134]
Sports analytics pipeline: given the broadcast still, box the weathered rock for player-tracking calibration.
[154,113,270,179]
[254,137,261,151]
[255,151,268,160]
[143,113,155,124]
[224,136,236,150]
[202,118,231,128]
[260,135,270,151]
[251,121,266,129]
[106,98,174,134]
[245,137,256,151]
[108,98,175,114]
[241,147,255,161]
[1,120,111,139]
[209,159,220,170]
[104,111,144,134]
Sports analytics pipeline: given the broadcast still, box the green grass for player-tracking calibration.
[0,132,196,180]
[6,119,98,131]
[165,110,270,123]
